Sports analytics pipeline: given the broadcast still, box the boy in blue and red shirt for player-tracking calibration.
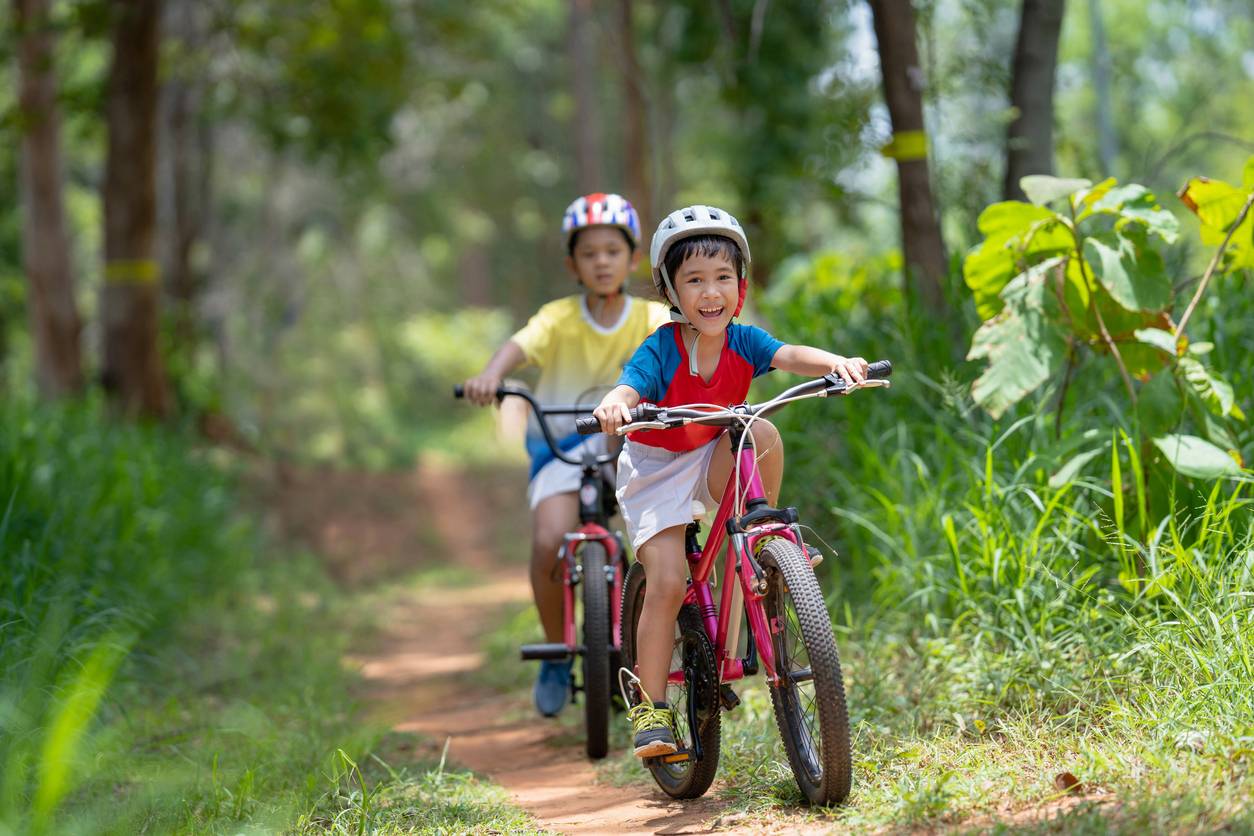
[592,205,870,758]
[464,193,668,717]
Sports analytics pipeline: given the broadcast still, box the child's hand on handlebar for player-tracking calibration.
[592,401,633,435]
[829,355,870,386]
[463,373,502,406]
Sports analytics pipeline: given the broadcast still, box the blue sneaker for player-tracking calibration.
[534,659,572,717]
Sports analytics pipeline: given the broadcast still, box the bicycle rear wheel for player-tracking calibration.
[758,537,852,805]
[620,562,720,799]
[581,542,611,759]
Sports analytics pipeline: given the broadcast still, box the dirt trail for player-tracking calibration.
[268,457,772,835]
[262,457,1114,835]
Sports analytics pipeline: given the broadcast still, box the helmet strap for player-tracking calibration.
[657,265,688,323]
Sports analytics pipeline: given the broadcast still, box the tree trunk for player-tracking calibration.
[102,0,171,419]
[618,0,651,227]
[161,0,212,359]
[14,0,84,397]
[867,0,948,315]
[569,0,603,191]
[1003,0,1066,200]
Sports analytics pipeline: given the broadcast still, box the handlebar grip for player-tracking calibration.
[868,359,893,379]
[576,403,660,434]
[453,384,510,401]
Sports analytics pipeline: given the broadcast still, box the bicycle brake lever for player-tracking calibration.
[619,421,669,434]
[830,378,891,395]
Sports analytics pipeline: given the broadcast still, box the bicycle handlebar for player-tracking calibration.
[574,359,894,436]
[453,384,617,467]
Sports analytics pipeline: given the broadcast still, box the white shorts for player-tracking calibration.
[616,438,720,551]
[527,436,610,509]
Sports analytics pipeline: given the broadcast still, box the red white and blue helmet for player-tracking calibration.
[561,192,641,249]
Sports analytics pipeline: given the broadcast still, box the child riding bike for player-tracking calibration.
[591,205,869,758]
[462,193,669,717]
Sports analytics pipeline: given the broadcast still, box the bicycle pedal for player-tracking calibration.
[647,749,692,765]
[519,643,574,661]
[719,684,741,711]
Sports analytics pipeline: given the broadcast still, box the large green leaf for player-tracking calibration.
[1119,195,1180,244]
[1081,183,1179,243]
[1178,171,1254,269]
[1176,356,1236,417]
[1133,327,1179,357]
[964,203,1071,320]
[1083,234,1171,312]
[967,260,1068,418]
[1090,183,1149,213]
[1152,434,1240,479]
[1020,175,1092,207]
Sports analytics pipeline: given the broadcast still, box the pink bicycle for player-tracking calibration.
[575,360,892,804]
[454,383,627,759]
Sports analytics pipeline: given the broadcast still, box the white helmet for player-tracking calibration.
[650,205,752,321]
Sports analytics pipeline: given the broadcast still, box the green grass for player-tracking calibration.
[739,267,1254,828]
[0,394,537,834]
[290,735,546,835]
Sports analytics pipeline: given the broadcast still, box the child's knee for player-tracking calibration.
[646,561,687,606]
[531,524,564,562]
[750,420,782,451]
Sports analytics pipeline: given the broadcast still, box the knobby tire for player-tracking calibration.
[581,542,611,759]
[759,538,852,805]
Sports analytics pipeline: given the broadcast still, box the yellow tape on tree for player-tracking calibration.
[880,130,929,162]
[104,259,160,284]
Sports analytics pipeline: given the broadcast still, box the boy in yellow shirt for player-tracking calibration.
[463,193,669,716]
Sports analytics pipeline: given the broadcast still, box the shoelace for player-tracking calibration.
[619,667,671,731]
[627,701,672,732]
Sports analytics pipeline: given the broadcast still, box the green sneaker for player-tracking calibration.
[628,692,677,758]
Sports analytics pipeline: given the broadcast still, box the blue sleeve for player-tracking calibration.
[616,329,666,402]
[733,324,786,377]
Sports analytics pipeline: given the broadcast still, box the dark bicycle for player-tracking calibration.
[454,384,628,759]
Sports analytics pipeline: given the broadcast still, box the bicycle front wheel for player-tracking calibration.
[581,542,611,759]
[758,537,852,805]
[621,562,721,799]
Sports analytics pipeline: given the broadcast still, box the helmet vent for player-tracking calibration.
[682,209,696,222]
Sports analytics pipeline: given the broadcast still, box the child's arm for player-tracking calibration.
[463,340,527,406]
[771,345,869,385]
[593,385,641,435]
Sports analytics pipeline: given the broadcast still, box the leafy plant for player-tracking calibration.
[963,161,1254,481]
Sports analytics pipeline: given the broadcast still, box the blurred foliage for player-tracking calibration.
[0,393,249,826]
[3,0,1253,463]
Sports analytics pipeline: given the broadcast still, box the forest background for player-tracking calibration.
[2,0,1253,832]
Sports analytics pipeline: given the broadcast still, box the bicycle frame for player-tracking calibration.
[558,456,627,651]
[456,383,629,670]
[676,426,799,688]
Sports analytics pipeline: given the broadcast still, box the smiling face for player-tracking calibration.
[566,226,640,297]
[673,251,740,337]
